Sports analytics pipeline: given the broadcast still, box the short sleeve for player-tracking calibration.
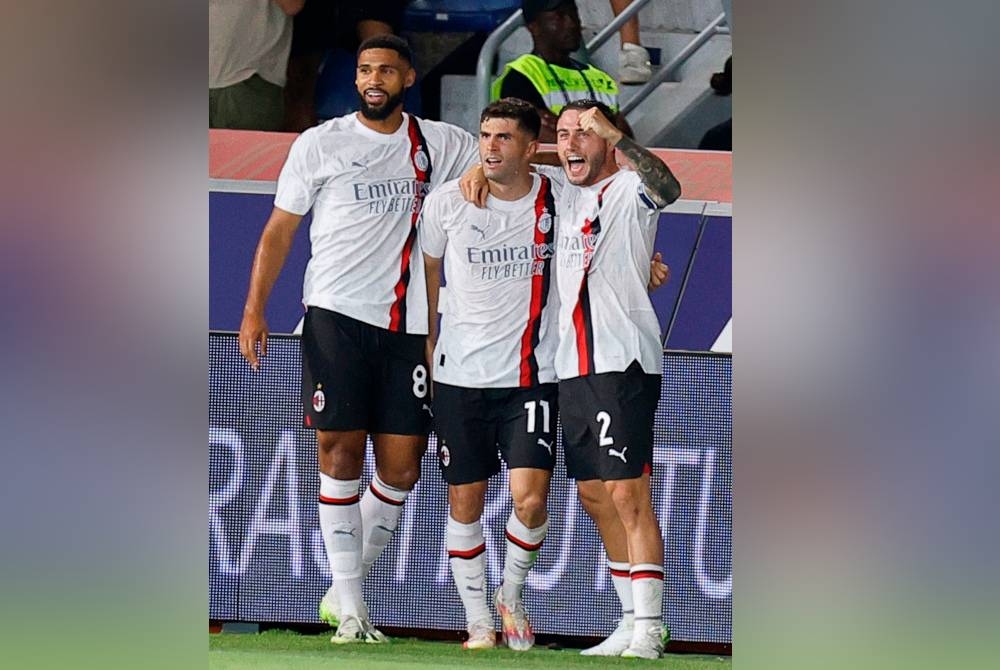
[448,128,480,179]
[636,181,664,212]
[418,191,448,259]
[535,164,567,185]
[274,130,323,215]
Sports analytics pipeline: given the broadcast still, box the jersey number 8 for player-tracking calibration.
[412,365,428,398]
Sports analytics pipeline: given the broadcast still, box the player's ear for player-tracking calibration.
[404,66,417,89]
[526,138,539,158]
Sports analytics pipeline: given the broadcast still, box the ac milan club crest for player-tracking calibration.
[538,212,553,234]
[312,387,326,412]
[414,149,429,172]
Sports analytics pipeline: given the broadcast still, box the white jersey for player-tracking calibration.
[554,169,665,379]
[274,112,479,334]
[419,173,562,388]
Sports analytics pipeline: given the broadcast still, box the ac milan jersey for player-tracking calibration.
[274,112,479,334]
[419,173,561,388]
[553,169,665,379]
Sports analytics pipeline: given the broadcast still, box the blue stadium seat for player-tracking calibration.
[403,0,520,32]
[315,48,422,121]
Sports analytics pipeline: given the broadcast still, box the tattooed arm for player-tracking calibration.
[615,134,682,206]
[577,107,682,207]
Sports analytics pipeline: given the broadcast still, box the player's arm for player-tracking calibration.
[423,253,443,373]
[238,207,303,369]
[578,107,682,207]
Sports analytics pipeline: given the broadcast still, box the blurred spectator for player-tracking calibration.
[698,56,731,151]
[284,1,407,132]
[610,0,652,84]
[209,0,305,131]
[492,0,630,142]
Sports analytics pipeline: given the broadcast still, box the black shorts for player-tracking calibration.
[433,382,558,485]
[301,307,431,435]
[559,361,661,481]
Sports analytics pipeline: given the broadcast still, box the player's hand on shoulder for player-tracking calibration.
[459,164,488,208]
[239,311,269,370]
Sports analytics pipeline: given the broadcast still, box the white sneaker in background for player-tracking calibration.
[619,43,653,84]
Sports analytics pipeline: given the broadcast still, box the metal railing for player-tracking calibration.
[474,1,729,121]
[620,12,728,116]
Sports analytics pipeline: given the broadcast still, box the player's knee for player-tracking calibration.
[513,492,548,527]
[317,434,364,478]
[448,486,485,522]
[609,484,641,524]
[379,465,420,491]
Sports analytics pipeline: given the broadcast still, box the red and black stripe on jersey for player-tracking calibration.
[388,117,434,333]
[517,175,556,387]
[571,181,613,376]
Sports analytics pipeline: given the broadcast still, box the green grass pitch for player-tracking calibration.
[209,629,732,669]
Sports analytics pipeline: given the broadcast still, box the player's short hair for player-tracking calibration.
[558,98,616,121]
[357,34,412,64]
[480,98,542,139]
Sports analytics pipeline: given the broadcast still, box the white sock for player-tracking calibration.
[318,473,364,619]
[447,516,491,626]
[630,563,664,627]
[360,473,408,576]
[501,512,548,603]
[609,560,635,622]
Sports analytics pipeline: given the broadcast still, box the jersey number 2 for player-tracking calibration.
[596,411,614,446]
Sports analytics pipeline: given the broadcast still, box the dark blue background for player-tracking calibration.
[209,334,731,643]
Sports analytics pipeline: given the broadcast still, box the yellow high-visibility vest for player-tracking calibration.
[491,54,620,114]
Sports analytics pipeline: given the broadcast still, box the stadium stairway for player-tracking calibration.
[438,0,732,149]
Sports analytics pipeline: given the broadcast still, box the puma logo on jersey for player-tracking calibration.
[422,403,434,417]
[537,438,553,455]
[470,224,487,240]
[608,446,628,463]
[351,160,367,170]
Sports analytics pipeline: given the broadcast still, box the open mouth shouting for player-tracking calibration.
[483,155,503,171]
[363,88,388,106]
[564,154,589,180]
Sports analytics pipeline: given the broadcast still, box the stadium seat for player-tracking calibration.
[403,0,521,32]
[315,47,422,121]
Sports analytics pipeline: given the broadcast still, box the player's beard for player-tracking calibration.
[563,154,606,186]
[357,88,406,121]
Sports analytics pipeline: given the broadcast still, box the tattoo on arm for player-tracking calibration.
[614,136,682,207]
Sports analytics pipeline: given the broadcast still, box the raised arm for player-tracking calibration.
[238,207,303,369]
[578,107,682,207]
